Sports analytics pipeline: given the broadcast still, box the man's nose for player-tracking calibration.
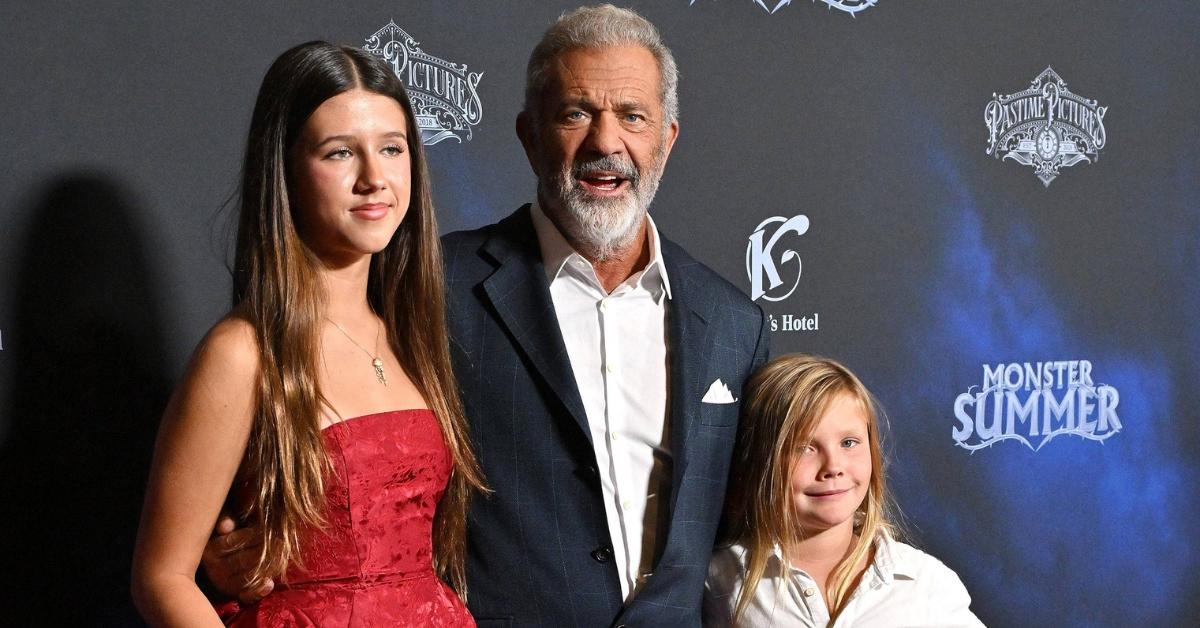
[583,112,624,156]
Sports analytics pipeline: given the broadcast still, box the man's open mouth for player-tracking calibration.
[576,172,630,194]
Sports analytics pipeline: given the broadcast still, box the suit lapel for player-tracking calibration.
[479,206,592,444]
[662,240,716,515]
[475,215,718,489]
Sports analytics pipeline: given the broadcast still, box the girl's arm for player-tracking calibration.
[131,318,259,627]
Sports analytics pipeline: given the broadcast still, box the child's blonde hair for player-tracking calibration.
[720,354,898,624]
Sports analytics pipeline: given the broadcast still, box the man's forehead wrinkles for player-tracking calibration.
[558,91,653,114]
[553,55,581,83]
[566,61,643,76]
[552,55,651,83]
[560,81,654,102]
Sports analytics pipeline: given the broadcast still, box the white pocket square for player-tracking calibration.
[701,378,739,404]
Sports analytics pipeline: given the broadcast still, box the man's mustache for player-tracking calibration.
[570,155,640,184]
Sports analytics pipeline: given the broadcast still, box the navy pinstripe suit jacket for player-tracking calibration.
[444,206,769,627]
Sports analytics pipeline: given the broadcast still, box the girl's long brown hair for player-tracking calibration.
[719,354,898,625]
[232,41,486,597]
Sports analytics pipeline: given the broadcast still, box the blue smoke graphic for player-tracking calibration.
[880,147,1197,626]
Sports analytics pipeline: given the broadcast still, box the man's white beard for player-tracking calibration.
[540,152,664,262]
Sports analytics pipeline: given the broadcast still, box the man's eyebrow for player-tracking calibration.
[613,98,648,111]
[557,96,649,113]
[560,95,596,108]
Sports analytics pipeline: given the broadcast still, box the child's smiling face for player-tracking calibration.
[789,392,873,536]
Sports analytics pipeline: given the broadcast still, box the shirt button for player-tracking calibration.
[599,300,608,311]
[621,499,632,511]
[605,364,614,374]
[591,547,613,563]
[803,587,817,597]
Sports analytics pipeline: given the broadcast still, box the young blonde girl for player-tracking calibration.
[704,354,983,627]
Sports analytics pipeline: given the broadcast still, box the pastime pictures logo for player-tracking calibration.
[952,360,1122,452]
[364,21,483,145]
[745,215,819,333]
[689,0,879,16]
[985,67,1107,187]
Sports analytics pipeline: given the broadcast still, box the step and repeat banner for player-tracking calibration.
[1,1,1196,625]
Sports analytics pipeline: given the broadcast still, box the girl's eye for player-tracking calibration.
[382,144,406,156]
[841,438,860,448]
[326,148,352,160]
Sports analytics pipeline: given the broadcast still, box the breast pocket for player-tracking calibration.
[699,400,739,427]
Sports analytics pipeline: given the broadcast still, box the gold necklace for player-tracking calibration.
[326,317,388,385]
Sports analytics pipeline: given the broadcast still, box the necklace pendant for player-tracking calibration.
[372,357,388,385]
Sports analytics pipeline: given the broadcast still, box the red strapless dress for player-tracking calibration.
[220,410,475,627]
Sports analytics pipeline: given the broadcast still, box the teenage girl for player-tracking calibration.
[131,42,485,626]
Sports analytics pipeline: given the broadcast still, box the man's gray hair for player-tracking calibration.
[524,4,679,127]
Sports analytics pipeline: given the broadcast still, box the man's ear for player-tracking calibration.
[516,111,539,174]
[659,119,680,166]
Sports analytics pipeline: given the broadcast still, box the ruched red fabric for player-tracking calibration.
[221,410,475,627]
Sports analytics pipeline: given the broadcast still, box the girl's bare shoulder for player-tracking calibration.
[173,310,261,412]
[195,309,259,373]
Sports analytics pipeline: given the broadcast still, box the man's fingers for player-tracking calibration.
[238,578,273,605]
[202,521,276,601]
[214,515,237,536]
[213,526,263,557]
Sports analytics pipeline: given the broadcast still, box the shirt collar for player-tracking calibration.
[866,529,917,583]
[529,198,672,301]
[761,529,918,584]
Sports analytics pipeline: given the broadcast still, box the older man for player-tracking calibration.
[449,6,768,626]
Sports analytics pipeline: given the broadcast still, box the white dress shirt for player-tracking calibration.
[703,532,986,627]
[531,201,673,602]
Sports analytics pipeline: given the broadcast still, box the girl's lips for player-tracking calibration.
[350,203,390,220]
[805,488,851,499]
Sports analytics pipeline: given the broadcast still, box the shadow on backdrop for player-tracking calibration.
[0,173,169,626]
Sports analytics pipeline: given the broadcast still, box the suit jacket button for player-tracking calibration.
[591,547,612,563]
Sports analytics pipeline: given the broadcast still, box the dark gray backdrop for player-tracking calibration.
[2,1,1196,625]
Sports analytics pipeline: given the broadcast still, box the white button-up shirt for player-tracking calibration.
[703,532,986,627]
[531,201,672,602]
